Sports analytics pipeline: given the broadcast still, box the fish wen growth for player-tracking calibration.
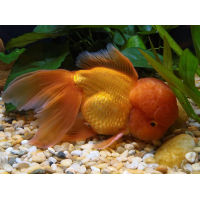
[2,44,178,149]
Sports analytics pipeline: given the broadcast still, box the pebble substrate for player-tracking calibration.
[1,78,200,174]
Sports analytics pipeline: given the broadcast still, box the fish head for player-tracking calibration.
[128,78,178,140]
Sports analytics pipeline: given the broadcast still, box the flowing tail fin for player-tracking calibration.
[2,70,82,148]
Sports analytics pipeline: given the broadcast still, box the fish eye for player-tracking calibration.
[150,121,157,127]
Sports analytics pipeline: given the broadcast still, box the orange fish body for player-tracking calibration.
[2,44,178,149]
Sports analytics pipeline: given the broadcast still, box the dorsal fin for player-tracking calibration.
[76,44,138,79]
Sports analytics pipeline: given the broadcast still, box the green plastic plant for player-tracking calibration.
[139,25,200,123]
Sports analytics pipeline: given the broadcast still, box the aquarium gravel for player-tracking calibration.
[1,78,200,174]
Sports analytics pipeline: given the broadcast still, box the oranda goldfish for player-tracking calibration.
[2,44,178,149]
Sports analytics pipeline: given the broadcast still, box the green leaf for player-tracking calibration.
[34,25,74,34]
[137,25,152,32]
[163,36,173,72]
[162,25,179,31]
[4,41,70,112]
[138,28,157,35]
[121,35,146,50]
[121,47,163,68]
[178,49,200,93]
[5,32,56,50]
[139,49,200,108]
[78,25,128,30]
[152,25,183,56]
[149,37,162,65]
[0,48,26,64]
[191,25,200,65]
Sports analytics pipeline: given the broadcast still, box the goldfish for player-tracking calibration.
[2,44,178,149]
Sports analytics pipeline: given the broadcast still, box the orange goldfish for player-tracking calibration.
[2,44,178,149]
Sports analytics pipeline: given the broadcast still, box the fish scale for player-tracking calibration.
[74,67,134,135]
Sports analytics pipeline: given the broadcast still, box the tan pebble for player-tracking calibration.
[96,163,109,169]
[85,169,92,174]
[107,166,117,171]
[132,142,141,149]
[61,159,72,167]
[131,157,142,163]
[4,127,15,133]
[120,150,128,157]
[68,144,74,152]
[104,150,111,157]
[13,144,20,150]
[99,156,110,163]
[125,144,135,151]
[145,167,154,174]
[173,129,181,135]
[96,160,104,165]
[193,131,200,137]
[91,157,99,162]
[40,161,50,167]
[44,151,52,158]
[116,162,124,170]
[100,151,107,158]
[116,146,125,154]
[44,166,54,174]
[17,163,30,170]
[27,163,42,174]
[144,157,156,163]
[81,157,90,164]
[126,169,144,174]
[134,152,146,158]
[152,170,163,174]
[91,170,101,174]
[127,156,134,163]
[193,147,200,153]
[156,165,168,174]
[111,160,120,167]
[56,167,64,173]
[189,126,199,131]
[106,147,115,153]
[152,140,162,147]
[32,154,46,163]
[144,147,154,152]
[111,152,119,157]
[53,145,63,152]
[193,137,198,146]
[23,132,34,140]
[17,120,25,126]
[85,162,96,168]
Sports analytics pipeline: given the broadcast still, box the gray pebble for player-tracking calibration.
[31,169,46,174]
[8,157,16,166]
[66,171,74,174]
[57,151,66,159]
[18,149,26,157]
[0,125,5,131]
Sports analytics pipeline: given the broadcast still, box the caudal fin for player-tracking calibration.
[2,70,82,148]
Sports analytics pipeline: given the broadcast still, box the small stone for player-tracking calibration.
[16,158,21,163]
[85,162,96,167]
[61,159,72,167]
[72,164,86,174]
[27,163,42,174]
[66,171,74,174]
[191,163,200,172]
[57,151,66,159]
[53,145,63,152]
[91,166,100,172]
[17,163,30,170]
[32,154,46,163]
[5,147,13,152]
[144,157,156,163]
[40,161,50,167]
[96,163,109,169]
[101,169,111,174]
[68,144,75,152]
[48,148,55,154]
[116,162,124,170]
[124,144,135,151]
[0,141,12,148]
[135,152,145,158]
[4,127,15,133]
[8,157,16,165]
[87,151,100,159]
[183,164,193,173]
[44,166,54,174]
[71,150,82,156]
[111,152,120,157]
[61,142,70,151]
[18,149,26,157]
[100,151,107,158]
[127,161,138,169]
[82,157,90,164]
[3,164,13,173]
[116,146,125,154]
[142,153,154,161]
[51,164,57,171]
[193,131,200,137]
[47,156,57,164]
[147,163,159,169]
[107,166,117,172]
[131,157,142,163]
[44,151,52,158]
[193,147,200,153]
[28,146,37,152]
[152,140,162,146]
[0,125,5,131]
[185,152,197,163]
[156,165,168,174]
[31,169,46,174]
[120,150,128,157]
[128,150,136,156]
[138,162,147,170]
[23,132,34,140]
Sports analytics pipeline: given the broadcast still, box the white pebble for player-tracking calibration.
[21,140,28,145]
[71,150,82,156]
[184,164,193,173]
[16,158,21,163]
[91,166,100,172]
[189,122,200,127]
[123,171,131,174]
[86,151,100,159]
[142,153,154,161]
[116,157,122,162]
[194,109,200,115]
[185,152,197,163]
[5,147,13,152]
[28,146,37,152]
[51,164,57,171]
[131,157,142,163]
[48,147,55,154]
[138,162,147,170]
[147,163,159,169]
[127,161,138,169]
[191,163,200,172]
[48,157,57,164]
[3,164,13,173]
